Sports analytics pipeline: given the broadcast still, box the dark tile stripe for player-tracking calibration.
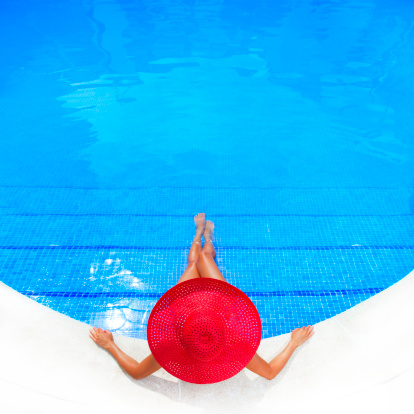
[0,185,412,190]
[2,213,413,217]
[19,287,385,298]
[1,245,413,250]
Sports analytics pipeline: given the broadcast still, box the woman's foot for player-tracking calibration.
[193,213,206,242]
[204,220,214,242]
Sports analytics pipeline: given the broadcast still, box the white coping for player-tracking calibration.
[1,270,414,414]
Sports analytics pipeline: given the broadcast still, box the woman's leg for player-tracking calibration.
[176,213,205,284]
[196,220,227,282]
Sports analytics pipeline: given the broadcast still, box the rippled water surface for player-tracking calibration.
[1,0,413,338]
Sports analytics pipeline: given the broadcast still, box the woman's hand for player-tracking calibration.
[290,325,314,347]
[89,327,114,350]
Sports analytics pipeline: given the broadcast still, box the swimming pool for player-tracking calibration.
[1,0,413,339]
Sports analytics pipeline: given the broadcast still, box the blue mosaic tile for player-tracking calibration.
[1,238,412,338]
[1,0,414,340]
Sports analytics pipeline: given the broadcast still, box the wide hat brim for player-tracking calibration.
[147,278,262,384]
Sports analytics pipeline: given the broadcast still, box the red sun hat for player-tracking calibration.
[147,278,262,384]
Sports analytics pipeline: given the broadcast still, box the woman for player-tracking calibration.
[89,213,314,382]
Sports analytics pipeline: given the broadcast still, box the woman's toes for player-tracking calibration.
[195,213,206,230]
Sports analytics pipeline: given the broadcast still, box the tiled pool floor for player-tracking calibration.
[1,186,412,338]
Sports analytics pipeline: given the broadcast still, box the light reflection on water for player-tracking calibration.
[0,0,413,338]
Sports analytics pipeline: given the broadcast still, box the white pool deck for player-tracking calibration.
[1,270,413,414]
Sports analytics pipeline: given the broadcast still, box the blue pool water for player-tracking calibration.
[1,0,413,339]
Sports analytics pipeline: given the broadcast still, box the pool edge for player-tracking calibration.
[1,270,413,414]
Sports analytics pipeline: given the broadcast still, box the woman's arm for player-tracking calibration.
[89,327,161,380]
[246,325,314,380]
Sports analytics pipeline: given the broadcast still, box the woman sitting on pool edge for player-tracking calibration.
[89,213,314,384]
